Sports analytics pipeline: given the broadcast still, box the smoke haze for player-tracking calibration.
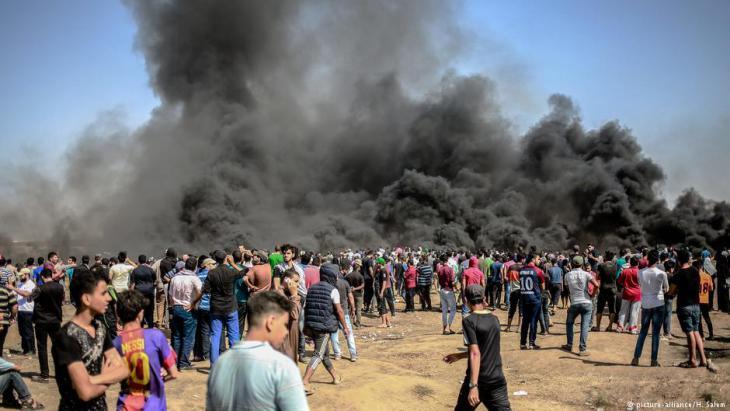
[1,0,728,256]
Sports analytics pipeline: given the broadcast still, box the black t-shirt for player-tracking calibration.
[597,262,617,290]
[202,265,243,316]
[345,271,364,294]
[376,268,390,289]
[32,281,64,325]
[670,266,701,308]
[52,320,114,411]
[130,265,156,296]
[462,312,506,386]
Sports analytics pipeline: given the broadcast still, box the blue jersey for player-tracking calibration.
[519,266,541,305]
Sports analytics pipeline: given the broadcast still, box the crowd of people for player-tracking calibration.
[0,241,726,410]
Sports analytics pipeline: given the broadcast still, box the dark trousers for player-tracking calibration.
[549,284,562,307]
[699,303,714,338]
[364,282,374,311]
[17,312,35,354]
[35,322,60,378]
[455,378,511,411]
[520,302,540,346]
[418,285,432,310]
[237,301,248,335]
[171,305,197,368]
[507,290,521,320]
[488,282,502,307]
[718,275,729,312]
[405,288,416,311]
[0,327,8,358]
[538,294,550,332]
[193,310,224,360]
[142,292,155,328]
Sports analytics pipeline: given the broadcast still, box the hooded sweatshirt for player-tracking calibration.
[462,257,484,287]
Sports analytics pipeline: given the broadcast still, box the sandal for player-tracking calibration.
[20,398,45,410]
[705,360,719,374]
[333,375,343,385]
[677,360,697,369]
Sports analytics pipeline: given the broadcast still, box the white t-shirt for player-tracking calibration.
[169,272,202,306]
[565,269,592,305]
[110,263,134,292]
[330,288,340,304]
[638,266,668,309]
[17,280,36,312]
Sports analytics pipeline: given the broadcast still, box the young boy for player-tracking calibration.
[52,268,129,411]
[443,285,511,410]
[207,291,308,411]
[114,290,178,410]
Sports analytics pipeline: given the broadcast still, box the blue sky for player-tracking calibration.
[1,0,728,201]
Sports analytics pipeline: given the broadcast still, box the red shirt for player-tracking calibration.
[462,268,483,287]
[437,264,455,291]
[619,267,641,302]
[404,266,417,289]
[304,265,320,290]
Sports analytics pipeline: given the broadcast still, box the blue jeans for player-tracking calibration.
[210,311,240,365]
[331,314,357,358]
[663,297,673,335]
[504,283,511,307]
[566,303,592,352]
[633,305,666,362]
[171,305,197,368]
[440,289,457,327]
[0,371,31,402]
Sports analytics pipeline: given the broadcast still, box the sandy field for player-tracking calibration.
[4,295,729,411]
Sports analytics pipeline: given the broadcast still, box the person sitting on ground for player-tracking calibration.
[207,291,309,411]
[443,285,511,411]
[114,290,179,410]
[0,355,44,409]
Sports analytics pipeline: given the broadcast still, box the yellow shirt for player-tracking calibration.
[699,272,714,305]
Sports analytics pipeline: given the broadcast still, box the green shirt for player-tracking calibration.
[269,252,283,272]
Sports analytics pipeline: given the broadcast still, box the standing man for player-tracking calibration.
[0,280,17,357]
[345,259,364,328]
[562,256,599,356]
[301,264,350,394]
[129,254,156,328]
[518,254,543,350]
[403,260,418,313]
[437,254,457,334]
[197,251,246,365]
[443,285,511,411]
[14,268,36,356]
[416,260,434,311]
[375,258,394,327]
[14,268,61,383]
[668,250,717,372]
[631,250,668,366]
[207,291,308,411]
[168,258,202,371]
[332,261,357,361]
[109,252,135,293]
[593,251,618,332]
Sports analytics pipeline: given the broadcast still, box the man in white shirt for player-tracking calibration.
[207,291,308,411]
[562,256,599,356]
[16,268,36,355]
[168,258,201,370]
[631,250,669,367]
[109,252,136,292]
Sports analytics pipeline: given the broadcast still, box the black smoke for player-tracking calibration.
[1,0,729,256]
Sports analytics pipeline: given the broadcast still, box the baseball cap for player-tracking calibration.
[465,284,485,304]
[572,255,584,267]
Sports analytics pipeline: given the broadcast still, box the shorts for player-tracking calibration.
[677,304,701,333]
[597,288,617,314]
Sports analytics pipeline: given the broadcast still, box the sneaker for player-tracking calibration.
[561,344,572,352]
[333,354,341,361]
[631,358,639,366]
[350,356,357,362]
[530,344,541,350]
[578,351,590,357]
[178,365,195,371]
[520,345,530,350]
[651,361,661,367]
[31,375,50,384]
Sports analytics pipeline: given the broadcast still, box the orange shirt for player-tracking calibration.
[699,272,714,305]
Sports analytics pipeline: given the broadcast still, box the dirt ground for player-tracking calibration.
[4,295,729,411]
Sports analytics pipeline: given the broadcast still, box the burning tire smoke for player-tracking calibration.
[1,0,728,255]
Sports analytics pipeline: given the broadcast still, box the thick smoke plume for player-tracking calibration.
[1,0,729,256]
